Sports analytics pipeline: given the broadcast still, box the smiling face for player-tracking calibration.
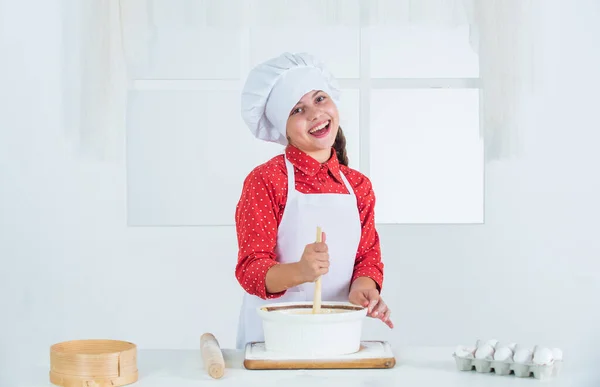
[285,90,339,162]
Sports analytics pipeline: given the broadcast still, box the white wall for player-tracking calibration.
[1,0,599,385]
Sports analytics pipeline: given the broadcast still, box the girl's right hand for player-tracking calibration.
[297,232,329,282]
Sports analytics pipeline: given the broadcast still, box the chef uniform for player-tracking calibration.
[235,53,363,350]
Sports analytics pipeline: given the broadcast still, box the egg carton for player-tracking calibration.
[452,339,563,381]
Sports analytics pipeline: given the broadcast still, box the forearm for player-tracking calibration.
[235,167,285,299]
[351,276,377,291]
[265,262,305,294]
[352,176,384,293]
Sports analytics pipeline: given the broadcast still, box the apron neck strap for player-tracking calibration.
[284,155,297,200]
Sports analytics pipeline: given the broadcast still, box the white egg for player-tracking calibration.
[475,343,495,360]
[496,342,517,351]
[552,348,563,361]
[494,347,514,362]
[514,347,533,364]
[533,347,554,365]
[455,345,476,359]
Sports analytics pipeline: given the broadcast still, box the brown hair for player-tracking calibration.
[333,126,349,166]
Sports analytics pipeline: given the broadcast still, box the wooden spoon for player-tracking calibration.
[312,226,323,314]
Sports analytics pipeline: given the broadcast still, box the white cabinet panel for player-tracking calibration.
[370,25,479,78]
[369,89,483,224]
[126,90,284,226]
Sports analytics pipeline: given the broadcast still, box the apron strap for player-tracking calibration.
[338,170,356,198]
[284,155,297,201]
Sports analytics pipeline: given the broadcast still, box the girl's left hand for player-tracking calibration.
[349,288,394,329]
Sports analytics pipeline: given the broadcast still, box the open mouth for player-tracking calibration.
[308,120,331,138]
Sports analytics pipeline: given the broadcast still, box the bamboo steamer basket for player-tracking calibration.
[49,339,138,387]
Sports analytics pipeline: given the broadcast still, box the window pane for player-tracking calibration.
[370,25,479,78]
[126,90,284,226]
[337,90,360,170]
[126,87,359,226]
[369,89,483,223]
[149,0,242,27]
[127,27,242,79]
[121,0,243,79]
[250,0,360,27]
[249,28,360,79]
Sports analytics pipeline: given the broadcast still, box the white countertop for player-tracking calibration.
[20,346,597,387]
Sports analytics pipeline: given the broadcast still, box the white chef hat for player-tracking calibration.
[241,52,340,145]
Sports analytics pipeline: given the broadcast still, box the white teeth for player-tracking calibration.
[309,121,329,134]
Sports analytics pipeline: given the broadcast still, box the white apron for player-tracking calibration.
[235,155,362,349]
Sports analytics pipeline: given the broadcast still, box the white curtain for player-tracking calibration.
[64,0,538,161]
[60,0,128,161]
[465,0,537,160]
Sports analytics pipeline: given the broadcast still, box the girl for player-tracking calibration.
[235,52,392,349]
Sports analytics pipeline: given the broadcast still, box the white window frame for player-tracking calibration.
[128,0,484,225]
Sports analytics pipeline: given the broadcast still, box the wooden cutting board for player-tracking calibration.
[243,340,396,370]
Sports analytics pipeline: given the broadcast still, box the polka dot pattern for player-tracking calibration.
[235,145,384,299]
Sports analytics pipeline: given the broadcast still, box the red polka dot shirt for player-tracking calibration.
[235,145,384,300]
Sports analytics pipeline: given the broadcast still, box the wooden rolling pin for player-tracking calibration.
[200,333,225,379]
[312,226,323,314]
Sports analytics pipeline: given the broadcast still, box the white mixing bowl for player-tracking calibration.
[257,301,367,357]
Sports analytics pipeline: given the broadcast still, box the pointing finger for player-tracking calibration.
[372,302,387,318]
[367,298,378,314]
